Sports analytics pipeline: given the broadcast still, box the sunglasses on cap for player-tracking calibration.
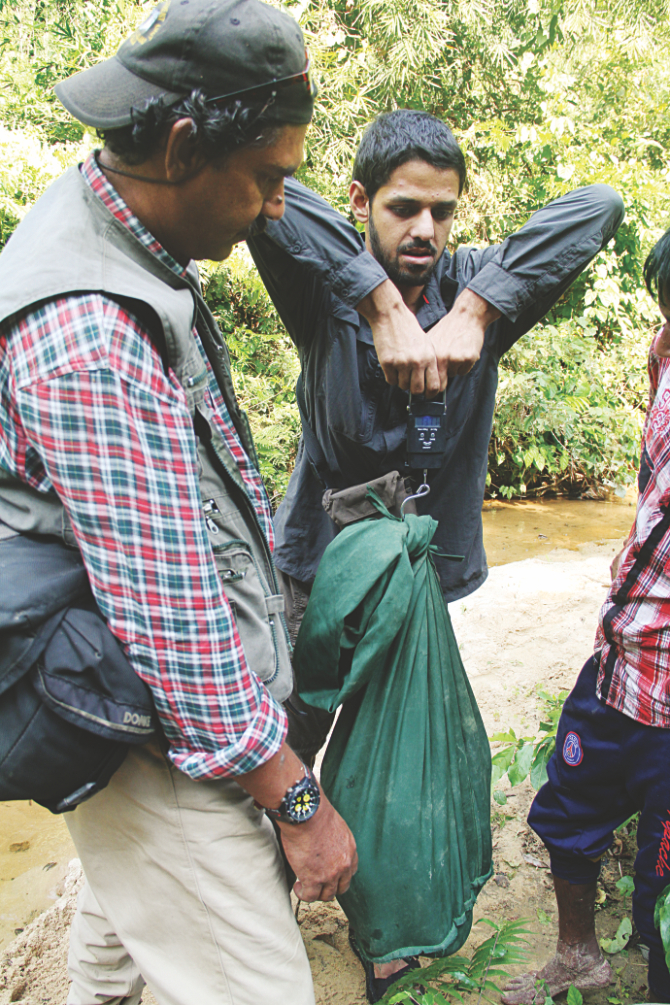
[207,53,313,108]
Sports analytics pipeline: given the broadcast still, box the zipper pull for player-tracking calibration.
[203,498,220,535]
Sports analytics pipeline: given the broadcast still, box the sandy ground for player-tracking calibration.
[2,536,648,1005]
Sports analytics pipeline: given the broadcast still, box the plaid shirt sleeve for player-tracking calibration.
[2,293,287,779]
[595,331,670,728]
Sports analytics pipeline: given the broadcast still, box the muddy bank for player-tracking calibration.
[0,501,636,1004]
[451,539,624,734]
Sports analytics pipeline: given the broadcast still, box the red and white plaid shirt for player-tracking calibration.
[0,153,287,778]
[596,332,670,727]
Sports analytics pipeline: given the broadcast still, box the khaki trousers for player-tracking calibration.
[65,742,315,1005]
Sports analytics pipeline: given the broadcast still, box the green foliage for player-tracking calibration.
[2,0,670,499]
[567,985,584,1005]
[489,323,648,499]
[654,883,670,973]
[0,1,153,141]
[0,0,154,242]
[616,875,635,901]
[490,687,566,802]
[380,917,530,1004]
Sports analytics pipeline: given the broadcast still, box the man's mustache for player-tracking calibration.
[397,241,436,258]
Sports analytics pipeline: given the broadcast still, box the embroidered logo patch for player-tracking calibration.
[563,732,583,766]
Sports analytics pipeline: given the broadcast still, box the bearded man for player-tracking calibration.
[247,108,625,1002]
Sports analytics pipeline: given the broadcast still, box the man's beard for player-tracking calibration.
[368,214,438,288]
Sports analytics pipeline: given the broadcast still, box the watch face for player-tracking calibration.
[287,777,320,822]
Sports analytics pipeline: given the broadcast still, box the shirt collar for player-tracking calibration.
[353,276,446,346]
[81,151,189,280]
[415,271,447,327]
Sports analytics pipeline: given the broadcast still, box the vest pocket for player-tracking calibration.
[201,491,293,701]
[209,538,280,686]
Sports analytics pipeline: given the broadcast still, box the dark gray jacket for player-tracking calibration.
[248,179,624,602]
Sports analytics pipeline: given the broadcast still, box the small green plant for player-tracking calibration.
[600,917,633,955]
[490,689,568,804]
[615,875,634,901]
[380,918,530,1004]
[654,883,670,972]
[567,986,583,1005]
[596,875,635,954]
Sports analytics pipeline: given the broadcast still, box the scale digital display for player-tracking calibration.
[416,415,441,427]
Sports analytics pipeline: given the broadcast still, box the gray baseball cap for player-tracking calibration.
[55,0,314,130]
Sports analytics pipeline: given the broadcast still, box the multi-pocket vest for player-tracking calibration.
[0,164,292,702]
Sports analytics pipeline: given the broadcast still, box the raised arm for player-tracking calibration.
[250,178,441,394]
[430,184,625,378]
[248,177,386,347]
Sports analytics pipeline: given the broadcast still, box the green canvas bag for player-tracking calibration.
[293,497,493,964]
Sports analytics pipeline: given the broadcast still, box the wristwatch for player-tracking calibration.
[262,765,321,824]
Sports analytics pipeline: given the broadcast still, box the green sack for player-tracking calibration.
[293,500,493,964]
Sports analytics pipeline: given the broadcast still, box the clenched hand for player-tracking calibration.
[279,796,358,902]
[358,280,440,395]
[359,281,500,395]
[428,289,501,387]
[237,743,357,904]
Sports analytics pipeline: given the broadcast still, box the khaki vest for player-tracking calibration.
[0,165,292,700]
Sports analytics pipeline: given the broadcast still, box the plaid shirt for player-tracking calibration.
[0,153,287,779]
[595,332,670,727]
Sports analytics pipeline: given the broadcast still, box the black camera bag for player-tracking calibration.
[0,533,157,813]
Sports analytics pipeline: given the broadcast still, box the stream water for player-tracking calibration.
[483,493,636,566]
[0,494,638,949]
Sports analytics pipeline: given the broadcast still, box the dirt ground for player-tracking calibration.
[1,532,651,1005]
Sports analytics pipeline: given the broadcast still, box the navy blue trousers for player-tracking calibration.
[528,657,670,1001]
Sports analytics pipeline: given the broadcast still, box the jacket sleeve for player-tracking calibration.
[247,177,388,348]
[457,184,625,354]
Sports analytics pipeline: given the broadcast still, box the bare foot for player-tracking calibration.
[501,940,613,1005]
[374,958,409,979]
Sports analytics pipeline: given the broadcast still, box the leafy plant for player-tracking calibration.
[593,875,636,957]
[489,323,648,500]
[600,916,633,955]
[615,875,635,901]
[490,688,567,804]
[379,918,530,1004]
[654,883,670,972]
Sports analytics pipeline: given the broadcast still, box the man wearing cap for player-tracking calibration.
[0,2,362,1004]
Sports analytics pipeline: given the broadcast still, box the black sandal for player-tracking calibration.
[348,928,423,1003]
